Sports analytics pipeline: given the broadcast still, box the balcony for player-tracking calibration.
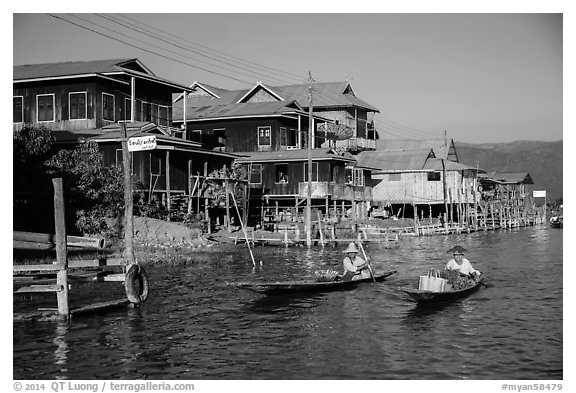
[335,137,376,152]
[298,181,372,201]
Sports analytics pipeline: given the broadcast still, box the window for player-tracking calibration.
[158,105,169,126]
[353,168,364,187]
[120,98,132,122]
[13,96,23,123]
[280,127,287,147]
[69,92,87,120]
[142,102,153,122]
[102,93,115,121]
[275,164,288,183]
[388,173,402,181]
[249,164,262,184]
[304,162,319,182]
[427,172,441,181]
[37,94,55,122]
[258,126,271,146]
[150,154,161,176]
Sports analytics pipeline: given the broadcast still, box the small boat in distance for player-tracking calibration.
[550,215,563,228]
[230,270,397,296]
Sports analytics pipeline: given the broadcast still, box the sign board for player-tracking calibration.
[533,190,547,198]
[128,136,157,152]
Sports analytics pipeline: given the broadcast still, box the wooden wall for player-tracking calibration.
[371,170,479,205]
[13,77,175,132]
[185,117,305,152]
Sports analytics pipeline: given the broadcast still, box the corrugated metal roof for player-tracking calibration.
[178,81,380,116]
[14,58,192,91]
[235,148,356,163]
[173,100,305,121]
[14,59,137,80]
[356,149,435,171]
[377,139,458,161]
[483,171,534,185]
[424,158,484,172]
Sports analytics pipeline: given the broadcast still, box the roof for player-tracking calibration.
[376,139,459,161]
[235,148,357,164]
[356,149,435,172]
[172,100,307,122]
[481,172,534,185]
[175,81,380,115]
[273,82,380,112]
[87,122,199,146]
[14,58,192,92]
[424,158,485,172]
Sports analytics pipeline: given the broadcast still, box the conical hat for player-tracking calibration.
[447,245,468,254]
[343,242,359,253]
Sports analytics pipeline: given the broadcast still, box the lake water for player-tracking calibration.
[13,225,563,380]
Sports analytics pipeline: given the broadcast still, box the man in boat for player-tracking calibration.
[445,245,481,279]
[341,242,372,281]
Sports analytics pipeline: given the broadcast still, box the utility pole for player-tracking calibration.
[306,71,314,247]
[121,122,135,265]
[442,130,449,232]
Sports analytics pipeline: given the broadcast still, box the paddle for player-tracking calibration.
[357,241,376,283]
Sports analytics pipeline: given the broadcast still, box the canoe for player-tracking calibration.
[402,277,484,303]
[231,270,397,296]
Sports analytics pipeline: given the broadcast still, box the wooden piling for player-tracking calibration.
[52,178,69,318]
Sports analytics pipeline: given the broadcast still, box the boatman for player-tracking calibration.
[341,242,372,281]
[445,245,481,279]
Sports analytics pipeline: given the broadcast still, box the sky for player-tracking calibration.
[11,10,566,144]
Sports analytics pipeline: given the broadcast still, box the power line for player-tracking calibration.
[47,13,253,86]
[115,14,307,83]
[94,13,302,86]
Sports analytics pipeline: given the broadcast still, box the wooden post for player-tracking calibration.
[464,185,470,233]
[490,203,495,230]
[441,158,449,232]
[225,177,230,231]
[166,150,171,212]
[204,163,209,234]
[472,185,478,231]
[341,201,346,220]
[120,123,134,265]
[53,178,69,317]
[317,211,325,247]
[448,188,453,227]
[413,203,419,236]
[456,190,462,233]
[187,160,193,214]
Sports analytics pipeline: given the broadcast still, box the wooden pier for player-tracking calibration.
[13,178,131,322]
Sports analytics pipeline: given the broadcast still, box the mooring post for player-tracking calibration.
[53,178,69,318]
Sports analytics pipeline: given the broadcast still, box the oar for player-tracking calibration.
[357,240,376,283]
[230,190,256,267]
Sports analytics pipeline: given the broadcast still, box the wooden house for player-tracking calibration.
[172,81,380,154]
[478,172,534,205]
[357,146,482,219]
[13,58,238,213]
[235,148,375,226]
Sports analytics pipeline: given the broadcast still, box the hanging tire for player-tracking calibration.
[125,264,149,305]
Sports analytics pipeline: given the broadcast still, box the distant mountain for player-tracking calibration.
[455,140,563,203]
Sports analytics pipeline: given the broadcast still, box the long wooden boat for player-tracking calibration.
[402,277,484,303]
[231,270,397,296]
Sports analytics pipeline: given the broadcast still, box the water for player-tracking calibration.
[13,226,563,380]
